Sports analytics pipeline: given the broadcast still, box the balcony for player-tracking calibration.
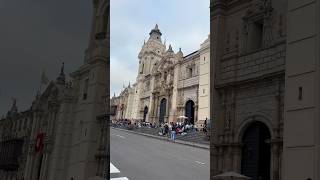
[218,43,286,85]
[178,76,199,89]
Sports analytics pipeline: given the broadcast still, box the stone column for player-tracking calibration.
[150,94,156,123]
[211,146,220,175]
[224,146,233,172]
[49,110,56,136]
[218,146,223,173]
[46,111,52,136]
[154,96,159,122]
[165,95,170,123]
[39,153,48,180]
[151,95,156,122]
[155,94,159,123]
[24,144,33,179]
[24,112,41,179]
[271,141,280,180]
[232,145,242,172]
[194,104,198,124]
[30,153,41,180]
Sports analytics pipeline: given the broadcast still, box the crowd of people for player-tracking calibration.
[158,121,197,140]
[112,118,210,140]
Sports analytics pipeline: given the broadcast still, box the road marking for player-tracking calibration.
[110,163,129,180]
[111,178,129,180]
[195,161,206,165]
[110,163,120,173]
[116,135,126,139]
[111,133,126,139]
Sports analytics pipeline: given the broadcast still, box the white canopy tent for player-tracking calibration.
[177,115,188,123]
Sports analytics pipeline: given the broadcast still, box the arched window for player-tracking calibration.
[140,63,144,74]
[187,67,193,78]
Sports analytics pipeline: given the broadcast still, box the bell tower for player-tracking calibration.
[133,25,166,121]
[149,24,162,42]
[138,24,166,76]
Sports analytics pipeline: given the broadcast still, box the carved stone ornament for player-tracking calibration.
[225,111,231,129]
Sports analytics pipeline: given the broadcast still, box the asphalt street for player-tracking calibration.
[110,128,209,180]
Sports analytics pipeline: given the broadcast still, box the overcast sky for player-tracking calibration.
[0,0,209,116]
[110,0,210,96]
[0,0,92,116]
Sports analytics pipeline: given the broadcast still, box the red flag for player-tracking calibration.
[35,132,44,153]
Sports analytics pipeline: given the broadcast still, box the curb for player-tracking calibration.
[111,127,210,150]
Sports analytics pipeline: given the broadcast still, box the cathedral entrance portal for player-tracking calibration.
[241,121,271,180]
[159,98,167,124]
[143,106,148,122]
[185,100,195,124]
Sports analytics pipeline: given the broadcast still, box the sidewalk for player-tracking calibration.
[111,126,210,150]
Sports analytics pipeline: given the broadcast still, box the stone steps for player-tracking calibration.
[121,126,210,145]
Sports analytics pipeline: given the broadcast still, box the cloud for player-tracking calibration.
[110,0,210,95]
[110,57,137,96]
[0,0,210,116]
[0,0,92,115]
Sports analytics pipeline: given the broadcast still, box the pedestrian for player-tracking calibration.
[203,118,208,132]
[171,123,176,141]
[164,123,169,135]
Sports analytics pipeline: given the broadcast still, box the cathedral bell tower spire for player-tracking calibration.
[56,62,65,84]
[167,44,174,53]
[149,24,162,42]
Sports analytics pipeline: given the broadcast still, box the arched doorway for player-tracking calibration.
[159,98,167,124]
[185,100,195,124]
[241,121,271,180]
[143,106,148,122]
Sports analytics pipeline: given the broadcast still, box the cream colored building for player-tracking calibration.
[111,25,211,128]
[283,0,320,180]
[198,36,211,122]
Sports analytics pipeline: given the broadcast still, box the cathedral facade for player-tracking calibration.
[111,25,210,128]
[0,0,109,180]
[210,0,320,180]
[210,0,286,179]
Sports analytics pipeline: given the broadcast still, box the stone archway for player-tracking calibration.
[96,0,109,33]
[185,100,195,124]
[241,121,271,180]
[159,98,167,124]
